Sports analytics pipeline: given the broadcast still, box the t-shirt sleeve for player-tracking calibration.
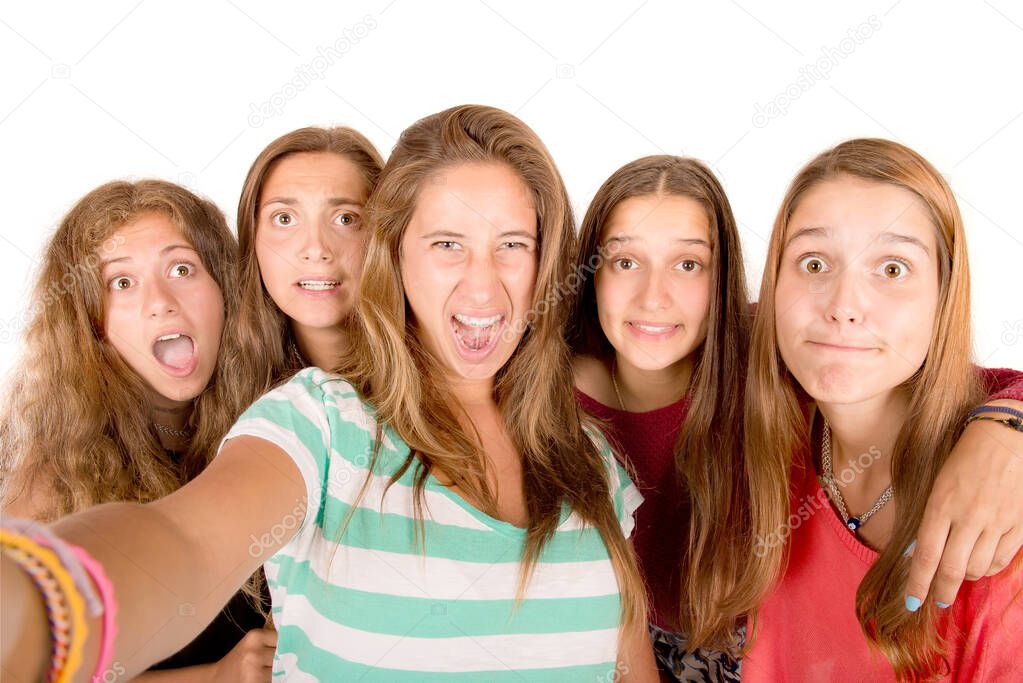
[217,368,331,542]
[586,426,644,539]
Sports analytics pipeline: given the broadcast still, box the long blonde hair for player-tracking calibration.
[335,104,647,638]
[0,180,248,521]
[568,155,751,648]
[745,138,987,679]
[231,126,384,403]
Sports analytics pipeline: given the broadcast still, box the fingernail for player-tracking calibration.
[903,539,917,558]
[936,601,951,609]
[905,596,922,612]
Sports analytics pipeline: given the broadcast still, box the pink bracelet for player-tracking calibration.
[68,544,118,683]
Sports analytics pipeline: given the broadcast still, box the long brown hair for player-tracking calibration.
[334,104,647,640]
[567,156,752,648]
[231,126,384,403]
[0,180,246,521]
[745,138,987,679]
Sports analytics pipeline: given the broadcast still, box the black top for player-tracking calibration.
[148,576,272,670]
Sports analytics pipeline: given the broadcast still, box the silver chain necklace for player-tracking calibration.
[610,359,626,411]
[820,420,893,533]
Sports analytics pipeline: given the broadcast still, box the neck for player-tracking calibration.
[292,322,349,371]
[448,375,497,410]
[612,353,693,412]
[150,391,193,452]
[818,389,909,490]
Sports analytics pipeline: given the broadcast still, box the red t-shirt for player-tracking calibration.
[744,368,1023,682]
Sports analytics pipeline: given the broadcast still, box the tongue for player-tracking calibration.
[153,336,194,369]
[453,319,496,351]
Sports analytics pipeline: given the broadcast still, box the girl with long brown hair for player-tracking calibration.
[742,138,1023,681]
[230,125,383,396]
[0,179,275,680]
[2,105,658,681]
[568,153,1023,682]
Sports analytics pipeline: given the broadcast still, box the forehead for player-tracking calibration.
[602,194,711,246]
[787,175,936,248]
[106,211,183,252]
[410,162,536,232]
[262,151,368,201]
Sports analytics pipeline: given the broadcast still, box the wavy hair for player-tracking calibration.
[0,179,246,521]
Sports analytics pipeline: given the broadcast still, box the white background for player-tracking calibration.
[1,0,1021,376]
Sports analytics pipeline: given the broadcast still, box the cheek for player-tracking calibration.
[886,289,938,365]
[594,272,630,323]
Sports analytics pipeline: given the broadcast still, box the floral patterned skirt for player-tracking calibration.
[648,622,744,683]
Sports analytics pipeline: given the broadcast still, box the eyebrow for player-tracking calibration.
[100,243,196,269]
[785,225,931,255]
[420,230,538,240]
[603,234,711,248]
[261,196,363,210]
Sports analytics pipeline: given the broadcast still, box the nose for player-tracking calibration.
[297,222,335,263]
[639,269,672,311]
[460,249,501,304]
[144,277,179,319]
[824,270,864,325]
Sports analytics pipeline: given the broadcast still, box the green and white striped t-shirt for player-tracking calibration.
[219,367,643,682]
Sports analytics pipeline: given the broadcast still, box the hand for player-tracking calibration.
[207,628,277,683]
[904,402,1023,610]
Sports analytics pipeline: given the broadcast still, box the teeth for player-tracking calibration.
[157,333,182,341]
[633,323,675,333]
[453,313,502,328]
[299,280,339,291]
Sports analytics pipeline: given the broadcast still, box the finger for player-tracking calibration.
[987,527,1023,577]
[904,506,952,611]
[964,529,1002,581]
[928,524,982,609]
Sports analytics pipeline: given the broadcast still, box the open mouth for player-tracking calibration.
[152,332,198,376]
[297,279,341,292]
[450,313,504,359]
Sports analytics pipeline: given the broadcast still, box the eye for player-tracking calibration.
[675,259,701,272]
[109,276,134,291]
[613,257,637,271]
[879,259,908,280]
[335,211,360,228]
[271,211,296,227]
[170,262,195,278]
[433,241,461,251]
[500,241,527,250]
[798,255,828,274]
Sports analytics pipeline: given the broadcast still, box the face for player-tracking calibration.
[101,212,225,404]
[400,162,538,382]
[254,151,370,333]
[774,174,941,405]
[594,194,713,372]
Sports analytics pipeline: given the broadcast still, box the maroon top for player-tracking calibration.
[575,389,690,629]
[576,367,1023,633]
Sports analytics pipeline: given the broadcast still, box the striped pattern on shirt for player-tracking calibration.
[218,367,643,682]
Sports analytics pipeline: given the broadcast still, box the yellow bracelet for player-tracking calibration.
[0,529,88,683]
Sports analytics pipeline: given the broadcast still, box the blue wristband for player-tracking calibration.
[968,404,1023,421]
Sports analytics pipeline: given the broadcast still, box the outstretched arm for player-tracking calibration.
[3,435,305,682]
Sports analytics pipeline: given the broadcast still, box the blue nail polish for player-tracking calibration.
[905,596,922,612]
[936,601,951,609]
[903,540,917,558]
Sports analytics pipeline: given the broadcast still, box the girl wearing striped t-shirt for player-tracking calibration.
[2,105,658,682]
